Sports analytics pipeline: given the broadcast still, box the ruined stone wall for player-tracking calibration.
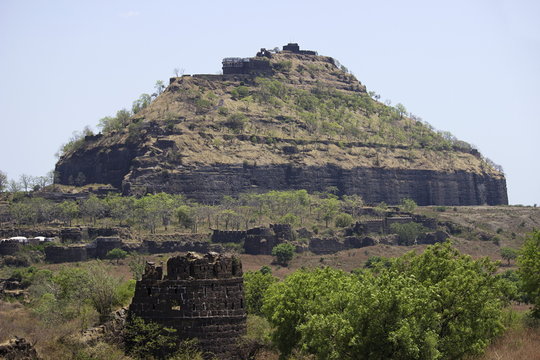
[93,237,123,258]
[60,228,83,242]
[270,224,294,241]
[128,253,246,358]
[0,241,22,256]
[211,230,247,243]
[309,237,346,255]
[44,245,88,263]
[142,240,224,254]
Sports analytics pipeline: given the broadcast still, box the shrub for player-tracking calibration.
[105,248,128,264]
[334,213,353,228]
[390,222,427,245]
[271,243,295,266]
[231,86,250,100]
[400,198,417,212]
[223,113,247,132]
[124,316,180,359]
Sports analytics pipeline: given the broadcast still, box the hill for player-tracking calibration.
[54,43,507,205]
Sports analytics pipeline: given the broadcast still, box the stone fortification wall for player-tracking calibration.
[128,252,246,358]
[211,230,247,243]
[0,240,22,256]
[60,228,83,242]
[44,245,88,263]
[142,240,223,254]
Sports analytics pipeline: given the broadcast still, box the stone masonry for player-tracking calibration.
[128,252,246,358]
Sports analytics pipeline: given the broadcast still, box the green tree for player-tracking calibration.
[517,231,540,318]
[105,193,135,226]
[262,267,355,357]
[400,197,417,213]
[56,200,79,226]
[271,243,295,266]
[244,270,278,315]
[81,195,106,225]
[154,80,165,96]
[393,243,505,358]
[176,205,194,229]
[132,93,152,114]
[263,243,506,359]
[341,194,364,218]
[500,247,518,266]
[106,248,128,264]
[395,103,408,119]
[390,222,427,245]
[317,197,340,228]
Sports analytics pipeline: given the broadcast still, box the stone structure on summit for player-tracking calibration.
[128,252,246,358]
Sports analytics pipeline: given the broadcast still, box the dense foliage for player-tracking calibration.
[518,231,540,318]
[262,243,506,359]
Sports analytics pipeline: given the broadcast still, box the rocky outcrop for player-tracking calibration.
[0,337,41,360]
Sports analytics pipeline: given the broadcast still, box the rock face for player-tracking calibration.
[128,252,246,358]
[0,337,41,360]
[55,43,508,205]
[128,164,507,205]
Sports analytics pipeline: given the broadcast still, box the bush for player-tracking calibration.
[105,248,128,264]
[231,86,250,100]
[223,113,247,132]
[334,213,353,228]
[124,316,180,359]
[389,222,427,245]
[400,198,417,212]
[271,243,295,266]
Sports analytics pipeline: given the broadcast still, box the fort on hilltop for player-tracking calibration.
[54,43,508,206]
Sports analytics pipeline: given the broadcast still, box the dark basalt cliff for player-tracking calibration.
[124,164,507,205]
[55,43,508,205]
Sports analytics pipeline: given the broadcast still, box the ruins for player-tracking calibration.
[128,252,246,358]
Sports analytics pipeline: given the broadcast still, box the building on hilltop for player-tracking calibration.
[128,252,246,358]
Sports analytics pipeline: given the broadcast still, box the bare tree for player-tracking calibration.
[173,67,185,77]
[19,174,33,192]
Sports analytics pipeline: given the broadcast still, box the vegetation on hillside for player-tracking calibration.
[51,51,504,176]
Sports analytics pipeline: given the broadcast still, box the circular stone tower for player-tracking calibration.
[128,252,246,357]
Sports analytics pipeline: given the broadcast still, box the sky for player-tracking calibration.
[0,0,538,205]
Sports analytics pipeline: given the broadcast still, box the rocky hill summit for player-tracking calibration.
[55,43,507,205]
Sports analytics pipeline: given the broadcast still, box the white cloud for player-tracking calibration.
[119,11,140,18]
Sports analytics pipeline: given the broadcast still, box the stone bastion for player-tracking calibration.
[128,252,246,357]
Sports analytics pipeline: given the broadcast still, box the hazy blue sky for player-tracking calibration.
[1,0,538,205]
